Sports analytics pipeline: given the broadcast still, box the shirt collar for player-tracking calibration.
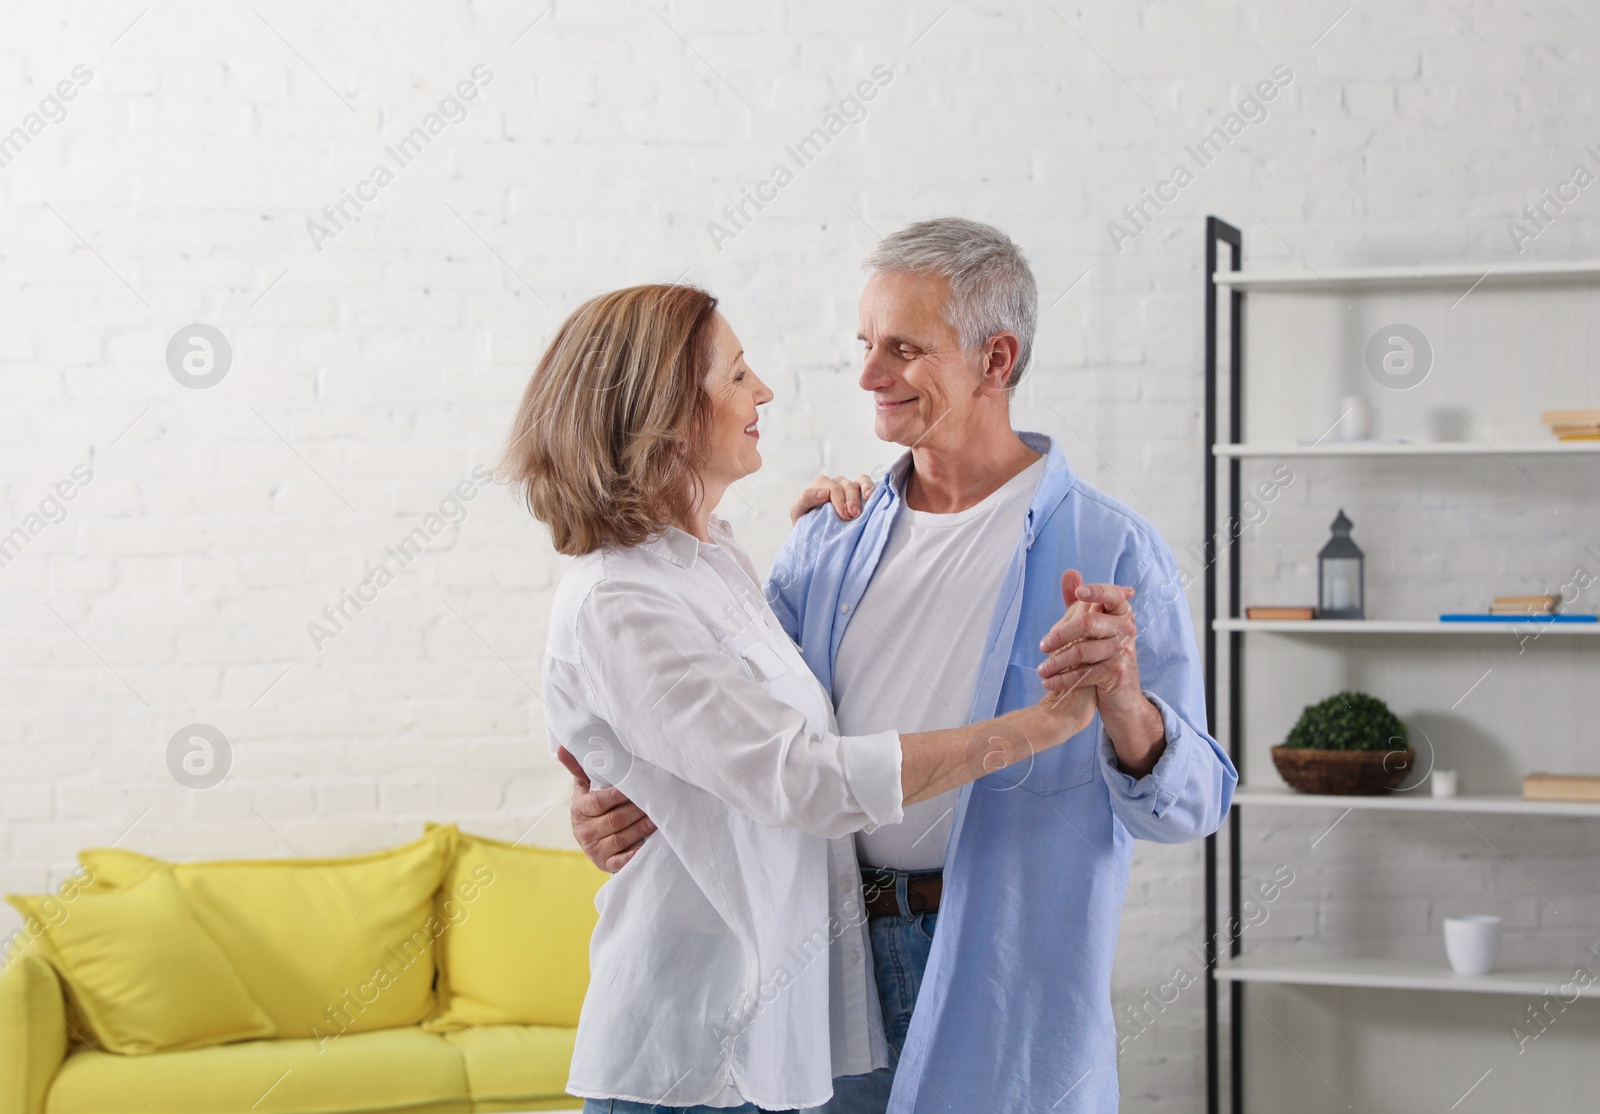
[881,431,1072,500]
[1021,432,1078,544]
[636,514,733,569]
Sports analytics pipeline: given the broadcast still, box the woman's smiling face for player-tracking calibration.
[700,312,774,486]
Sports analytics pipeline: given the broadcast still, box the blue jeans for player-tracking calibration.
[583,1102,796,1113]
[806,892,939,1113]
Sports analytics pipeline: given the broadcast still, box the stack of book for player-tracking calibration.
[1542,408,1600,441]
[1488,593,1561,616]
[1440,593,1597,623]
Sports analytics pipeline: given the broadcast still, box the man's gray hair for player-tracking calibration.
[862,217,1039,388]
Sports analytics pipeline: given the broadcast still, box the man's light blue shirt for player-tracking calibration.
[766,431,1237,1114]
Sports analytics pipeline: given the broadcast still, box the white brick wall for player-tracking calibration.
[5,2,1600,1108]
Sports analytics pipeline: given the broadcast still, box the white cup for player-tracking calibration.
[1432,769,1458,798]
[1443,915,1501,975]
[1336,395,1372,441]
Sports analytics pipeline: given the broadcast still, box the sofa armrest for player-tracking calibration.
[0,951,68,1114]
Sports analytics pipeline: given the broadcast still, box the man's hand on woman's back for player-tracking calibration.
[557,746,656,872]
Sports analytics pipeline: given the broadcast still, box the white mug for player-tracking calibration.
[1443,915,1501,975]
[1432,769,1458,798]
[1336,395,1372,441]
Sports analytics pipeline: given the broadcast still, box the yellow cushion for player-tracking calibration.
[440,1024,576,1106]
[5,868,273,1055]
[79,827,453,1042]
[46,1025,472,1114]
[0,944,70,1114]
[421,824,605,1030]
[2,882,101,1050]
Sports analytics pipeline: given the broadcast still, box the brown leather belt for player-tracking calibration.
[861,867,943,917]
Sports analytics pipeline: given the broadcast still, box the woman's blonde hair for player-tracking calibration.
[501,284,720,556]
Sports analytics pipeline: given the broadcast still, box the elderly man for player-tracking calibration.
[561,218,1236,1113]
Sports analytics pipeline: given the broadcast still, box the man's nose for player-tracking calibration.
[859,350,895,392]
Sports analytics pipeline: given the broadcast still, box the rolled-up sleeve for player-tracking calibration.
[1097,689,1233,843]
[571,576,903,839]
[1095,542,1237,844]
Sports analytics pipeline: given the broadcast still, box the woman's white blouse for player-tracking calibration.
[543,517,904,1110]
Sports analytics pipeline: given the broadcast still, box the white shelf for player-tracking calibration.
[1212,258,1600,290]
[1212,954,1600,998]
[1213,441,1600,458]
[1233,785,1600,818]
[1215,618,1600,635]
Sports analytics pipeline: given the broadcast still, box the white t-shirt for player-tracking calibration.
[833,456,1046,871]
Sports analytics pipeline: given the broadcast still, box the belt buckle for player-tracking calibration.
[905,870,939,915]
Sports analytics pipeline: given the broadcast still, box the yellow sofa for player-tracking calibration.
[0,824,604,1114]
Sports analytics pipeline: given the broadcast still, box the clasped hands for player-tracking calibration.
[1037,568,1166,778]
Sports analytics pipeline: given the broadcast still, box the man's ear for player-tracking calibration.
[979,332,1021,394]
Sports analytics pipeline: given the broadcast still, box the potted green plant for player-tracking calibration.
[1271,691,1413,795]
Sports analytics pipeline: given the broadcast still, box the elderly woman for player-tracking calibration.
[502,284,1094,1114]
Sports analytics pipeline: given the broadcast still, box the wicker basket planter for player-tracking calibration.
[1271,745,1415,796]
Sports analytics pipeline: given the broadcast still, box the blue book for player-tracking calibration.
[1439,613,1598,623]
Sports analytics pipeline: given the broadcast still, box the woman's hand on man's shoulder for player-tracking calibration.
[789,473,875,525]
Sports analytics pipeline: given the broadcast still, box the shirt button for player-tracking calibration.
[840,603,851,614]
[850,950,862,965]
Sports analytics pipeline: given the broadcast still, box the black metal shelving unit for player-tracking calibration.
[1202,215,1243,1114]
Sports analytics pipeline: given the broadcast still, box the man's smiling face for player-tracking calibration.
[857,269,978,450]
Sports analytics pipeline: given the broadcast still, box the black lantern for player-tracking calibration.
[1317,509,1364,619]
